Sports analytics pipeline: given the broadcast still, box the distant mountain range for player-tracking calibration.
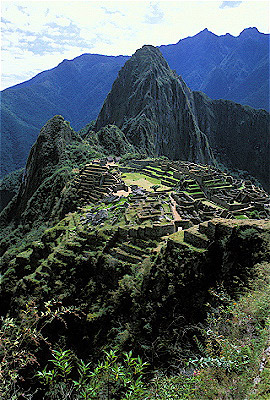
[1,27,269,178]
[160,27,269,110]
[1,54,128,177]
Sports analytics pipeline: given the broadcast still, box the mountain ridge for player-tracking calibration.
[1,27,269,178]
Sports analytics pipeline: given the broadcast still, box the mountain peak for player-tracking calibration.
[201,28,210,33]
[127,45,169,71]
[21,116,79,200]
[239,27,260,37]
[95,45,214,164]
[136,44,157,52]
[196,28,216,37]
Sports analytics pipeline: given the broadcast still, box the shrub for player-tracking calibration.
[36,348,149,399]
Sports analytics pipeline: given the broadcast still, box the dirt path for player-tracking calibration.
[169,194,181,222]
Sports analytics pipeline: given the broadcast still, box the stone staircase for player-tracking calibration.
[106,237,154,265]
[76,164,121,204]
[182,179,205,200]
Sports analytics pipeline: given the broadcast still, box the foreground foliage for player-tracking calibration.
[37,349,148,400]
[1,262,270,399]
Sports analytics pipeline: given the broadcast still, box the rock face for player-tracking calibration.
[95,45,214,165]
[193,93,270,190]
[2,116,81,222]
[95,45,270,191]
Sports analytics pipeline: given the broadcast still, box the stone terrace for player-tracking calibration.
[75,162,125,204]
[169,218,270,252]
[122,158,270,225]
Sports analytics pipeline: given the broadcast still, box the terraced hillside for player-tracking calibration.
[1,151,270,399]
[39,156,268,265]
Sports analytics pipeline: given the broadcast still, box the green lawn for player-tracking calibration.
[122,172,171,191]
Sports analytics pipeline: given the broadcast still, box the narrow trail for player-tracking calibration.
[245,327,270,399]
[169,194,182,222]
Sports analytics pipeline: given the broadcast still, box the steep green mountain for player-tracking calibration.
[95,45,270,191]
[0,117,137,226]
[1,28,269,178]
[96,45,214,165]
[0,115,103,230]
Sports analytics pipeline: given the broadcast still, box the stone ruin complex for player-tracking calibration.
[75,161,126,204]
[74,157,270,263]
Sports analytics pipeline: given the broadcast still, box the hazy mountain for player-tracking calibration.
[160,27,269,110]
[0,54,128,177]
[1,27,269,178]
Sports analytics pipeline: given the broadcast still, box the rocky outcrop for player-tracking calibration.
[0,116,81,224]
[95,45,215,165]
[193,92,270,191]
[18,116,79,205]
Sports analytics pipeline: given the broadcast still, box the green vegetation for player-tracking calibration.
[235,214,249,219]
[1,210,270,399]
[2,259,270,399]
[122,172,170,191]
[36,348,148,400]
[1,133,270,399]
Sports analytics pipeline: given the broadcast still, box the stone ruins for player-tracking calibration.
[75,158,270,262]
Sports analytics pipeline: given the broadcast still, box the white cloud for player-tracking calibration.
[1,0,269,89]
[220,1,242,8]
[144,2,165,24]
[55,16,71,27]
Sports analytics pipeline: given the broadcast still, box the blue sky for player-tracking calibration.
[1,0,269,90]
